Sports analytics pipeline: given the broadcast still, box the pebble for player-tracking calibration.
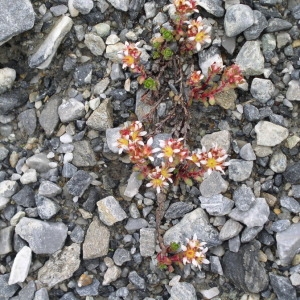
[239,143,256,161]
[0,226,14,255]
[233,185,256,211]
[200,171,229,197]
[0,89,28,114]
[200,287,220,299]
[124,172,143,199]
[113,248,131,266]
[76,278,100,296]
[72,140,97,167]
[219,219,243,241]
[140,228,156,257]
[269,150,287,173]
[35,195,60,220]
[250,78,275,103]
[228,159,253,182]
[170,282,197,300]
[66,170,93,197]
[266,18,293,33]
[20,169,37,184]
[128,271,145,289]
[106,0,129,11]
[0,68,16,94]
[280,196,300,213]
[164,202,194,219]
[269,273,297,300]
[198,0,224,17]
[201,130,231,152]
[73,0,93,14]
[244,10,268,40]
[286,80,300,101]
[224,4,254,37]
[199,194,234,216]
[243,104,260,121]
[102,265,122,285]
[270,220,291,232]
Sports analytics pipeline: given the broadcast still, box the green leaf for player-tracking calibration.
[184,178,193,186]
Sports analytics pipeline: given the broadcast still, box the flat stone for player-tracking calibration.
[34,287,49,300]
[250,78,275,103]
[0,89,28,114]
[38,180,62,198]
[0,180,18,198]
[215,88,237,110]
[18,281,36,300]
[66,170,93,197]
[164,202,194,219]
[58,98,85,123]
[224,4,254,37]
[140,228,156,257]
[255,121,288,146]
[84,33,106,56]
[286,80,300,101]
[72,140,97,167]
[280,196,300,214]
[106,0,129,11]
[269,274,297,300]
[239,143,256,161]
[198,0,224,17]
[170,282,197,300]
[38,243,80,288]
[284,162,300,184]
[124,218,148,232]
[26,153,51,173]
[18,108,36,136]
[0,0,35,45]
[199,194,234,216]
[124,172,143,199]
[201,130,231,152]
[270,220,291,233]
[235,41,264,76]
[83,218,110,259]
[0,226,14,255]
[15,217,68,255]
[229,198,270,227]
[200,171,229,197]
[266,18,292,33]
[8,246,32,285]
[223,241,269,293]
[244,10,268,40]
[0,274,19,300]
[233,185,256,211]
[219,219,243,241]
[28,16,73,69]
[97,196,127,226]
[228,159,253,182]
[164,208,221,247]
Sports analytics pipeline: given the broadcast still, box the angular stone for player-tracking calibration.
[12,185,35,207]
[39,95,62,136]
[200,171,229,197]
[113,248,131,266]
[255,121,288,147]
[15,217,68,255]
[18,281,36,300]
[233,185,256,211]
[135,89,152,121]
[73,0,93,14]
[35,195,60,220]
[66,170,93,197]
[269,150,287,173]
[83,218,110,259]
[84,33,105,56]
[0,180,18,198]
[199,194,234,216]
[26,153,51,173]
[250,78,275,103]
[244,10,268,40]
[140,228,156,257]
[276,223,300,265]
[239,143,256,161]
[286,80,300,101]
[236,41,264,76]
[228,159,253,182]
[8,246,32,285]
[76,278,100,296]
[58,98,85,123]
[201,130,231,152]
[34,287,49,300]
[18,108,36,136]
[0,89,28,114]
[106,0,129,11]
[170,282,197,300]
[0,67,15,94]
[38,180,62,198]
[0,274,19,300]
[219,219,243,241]
[266,18,292,33]
[0,226,14,255]
[269,274,297,300]
[223,241,269,293]
[97,196,127,226]
[229,198,270,227]
[72,140,96,167]
[198,0,224,17]
[28,16,73,69]
[124,172,143,199]
[0,0,35,45]
[284,163,300,184]
[128,271,145,289]
[224,4,254,37]
[124,218,148,232]
[164,202,194,219]
[38,243,80,288]
[164,208,221,247]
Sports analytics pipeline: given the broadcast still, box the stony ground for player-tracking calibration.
[1,0,300,299]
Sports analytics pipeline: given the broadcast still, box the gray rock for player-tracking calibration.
[250,78,275,103]
[210,256,223,275]
[66,170,93,197]
[20,169,37,185]
[38,181,62,198]
[228,235,241,252]
[86,98,113,131]
[0,89,28,114]
[70,225,85,243]
[200,171,228,197]
[239,143,256,161]
[140,228,156,257]
[35,195,60,220]
[15,217,68,255]
[94,77,110,95]
[93,23,111,38]
[58,98,85,123]
[221,35,236,55]
[201,130,231,152]
[241,226,263,243]
[261,33,276,60]
[12,185,35,207]
[153,12,168,26]
[62,163,78,178]
[229,198,270,227]
[128,271,145,289]
[266,18,293,33]
[38,243,80,288]
[233,185,256,211]
[144,2,157,19]
[269,150,287,173]
[198,46,223,77]
[84,33,106,56]
[128,0,145,18]
[165,202,194,219]
[292,184,300,198]
[292,4,300,19]
[110,63,125,81]
[34,288,49,300]
[197,0,224,17]
[26,153,51,173]
[18,108,36,136]
[73,0,93,14]
[0,180,18,198]
[0,0,35,45]
[0,196,9,210]
[124,172,143,199]
[39,95,62,136]
[170,282,197,300]
[113,248,131,266]
[0,226,14,255]
[0,274,19,300]
[244,10,268,40]
[50,4,68,16]
[199,194,234,216]
[0,68,16,94]
[107,0,129,11]
[286,80,300,101]
[29,16,73,69]
[76,278,100,296]
[135,89,152,121]
[235,41,264,76]
[228,159,253,182]
[97,196,127,226]
[18,281,36,300]
[219,219,243,241]
[83,218,109,259]
[59,292,79,300]
[224,4,254,37]
[72,140,97,167]
[164,208,221,247]
[8,246,32,285]
[73,63,92,86]
[284,163,300,184]
[124,218,148,232]
[222,241,269,293]
[269,274,297,300]
[279,196,300,213]
[105,127,121,153]
[102,265,122,285]
[270,220,291,232]
[255,121,289,146]
[0,144,9,161]
[243,104,260,122]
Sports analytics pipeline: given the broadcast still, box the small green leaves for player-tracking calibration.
[143,77,157,90]
[161,28,174,42]
[169,242,181,252]
[162,47,174,60]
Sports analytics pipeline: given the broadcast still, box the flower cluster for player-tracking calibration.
[116,121,229,193]
[157,234,210,272]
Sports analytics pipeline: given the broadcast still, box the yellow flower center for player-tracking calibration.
[163,146,174,157]
[152,178,163,187]
[195,31,207,43]
[118,138,129,147]
[185,248,196,260]
[206,158,217,168]
[161,168,170,178]
[123,55,135,66]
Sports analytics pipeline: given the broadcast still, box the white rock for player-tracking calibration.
[20,169,37,184]
[106,0,129,11]
[60,133,73,143]
[0,68,16,94]
[124,172,143,199]
[8,246,32,285]
[84,33,106,56]
[68,0,79,17]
